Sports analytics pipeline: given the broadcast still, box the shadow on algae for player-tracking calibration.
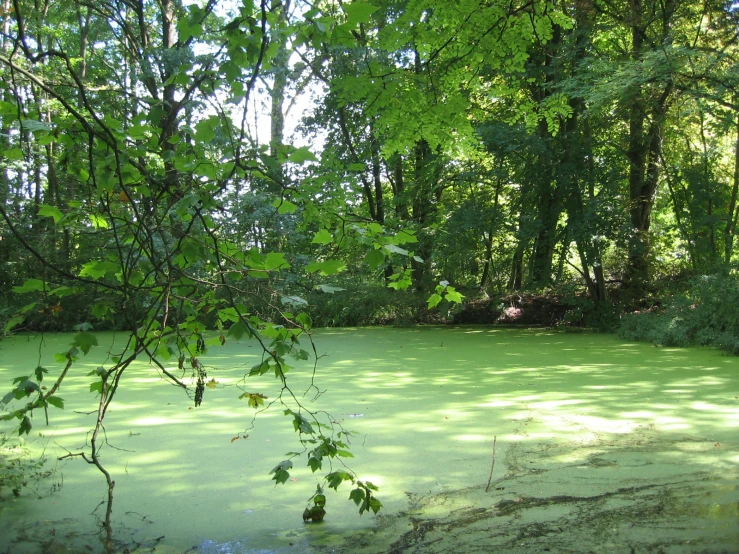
[0,327,738,554]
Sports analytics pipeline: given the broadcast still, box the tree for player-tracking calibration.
[0,1,381,548]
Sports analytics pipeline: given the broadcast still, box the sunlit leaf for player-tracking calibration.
[312,229,333,245]
[281,295,308,306]
[79,260,119,279]
[288,146,318,163]
[316,284,345,293]
[306,259,346,276]
[445,288,465,304]
[427,293,443,309]
[37,204,64,223]
[384,244,408,256]
[343,3,379,24]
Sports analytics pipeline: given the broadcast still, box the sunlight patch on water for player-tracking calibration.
[477,399,517,407]
[531,398,584,409]
[36,425,93,436]
[130,415,190,426]
[453,434,487,442]
[368,445,409,455]
[564,415,643,433]
[621,410,656,418]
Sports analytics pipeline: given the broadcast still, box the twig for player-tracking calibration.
[485,436,497,493]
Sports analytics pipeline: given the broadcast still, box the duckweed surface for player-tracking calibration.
[1,327,737,553]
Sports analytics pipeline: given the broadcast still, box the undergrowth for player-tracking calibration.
[303,285,429,327]
[618,272,739,355]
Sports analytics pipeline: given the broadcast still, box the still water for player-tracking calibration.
[1,328,738,553]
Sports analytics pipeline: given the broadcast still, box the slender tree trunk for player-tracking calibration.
[725,104,739,265]
[268,0,290,190]
[369,128,384,225]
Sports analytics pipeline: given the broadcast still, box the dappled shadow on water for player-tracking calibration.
[0,327,737,553]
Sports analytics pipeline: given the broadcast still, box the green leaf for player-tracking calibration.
[218,307,240,323]
[4,315,26,333]
[194,115,220,143]
[427,293,443,309]
[264,252,290,270]
[312,229,333,245]
[367,222,383,235]
[349,487,366,506]
[326,470,354,490]
[239,392,267,408]
[384,244,409,256]
[343,3,379,24]
[0,100,17,114]
[270,197,297,214]
[316,284,346,293]
[21,119,53,132]
[34,366,48,382]
[288,146,318,164]
[308,455,322,472]
[46,396,64,409]
[89,381,103,394]
[91,302,112,319]
[13,279,45,294]
[249,360,270,376]
[368,496,383,514]
[445,288,465,304]
[73,331,98,355]
[291,348,310,361]
[269,460,293,484]
[89,214,109,229]
[395,230,418,244]
[50,286,77,298]
[4,147,24,160]
[365,249,385,270]
[19,415,32,436]
[37,204,64,223]
[79,260,119,279]
[15,380,40,397]
[291,413,315,434]
[281,295,308,306]
[306,259,346,276]
[228,320,250,341]
[296,312,312,328]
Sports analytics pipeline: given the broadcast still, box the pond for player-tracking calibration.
[0,327,738,553]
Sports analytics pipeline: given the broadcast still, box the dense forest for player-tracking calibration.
[2,0,739,333]
[1,0,739,544]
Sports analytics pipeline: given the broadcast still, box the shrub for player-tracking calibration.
[617,271,739,354]
[303,285,428,327]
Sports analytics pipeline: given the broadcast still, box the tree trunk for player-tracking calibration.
[725,104,739,265]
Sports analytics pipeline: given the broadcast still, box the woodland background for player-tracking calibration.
[2,0,739,540]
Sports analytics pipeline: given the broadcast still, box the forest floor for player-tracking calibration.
[453,293,577,326]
